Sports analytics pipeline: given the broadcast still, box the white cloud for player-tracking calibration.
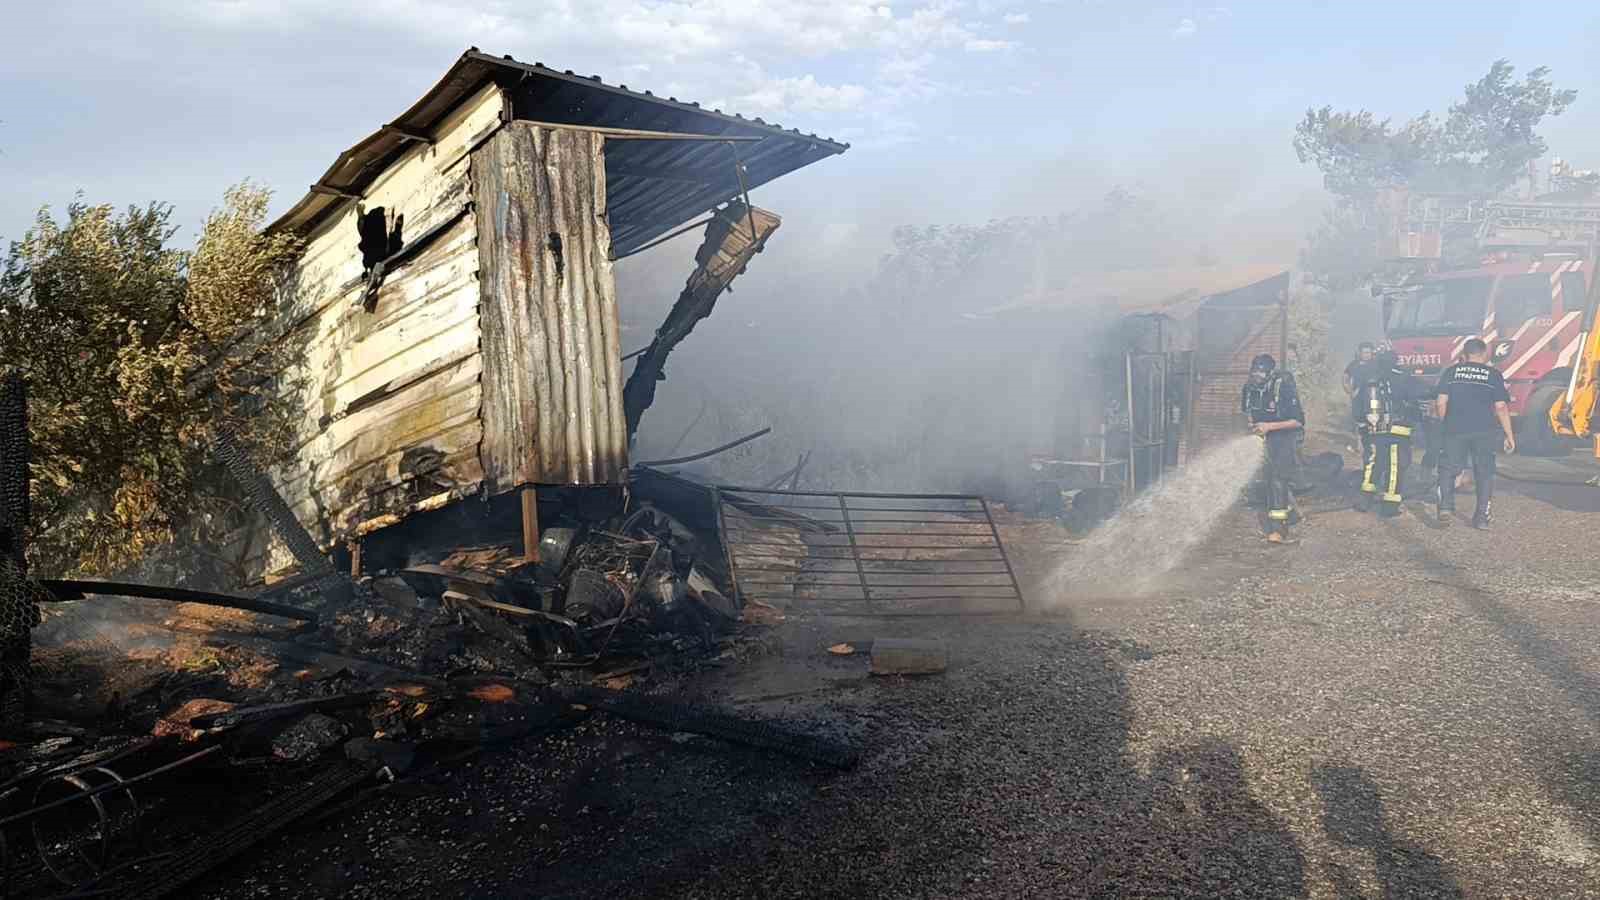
[1003,12,1031,24]
[722,74,869,116]
[160,0,1022,127]
[1171,17,1197,39]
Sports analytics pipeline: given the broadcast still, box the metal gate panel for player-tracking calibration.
[713,488,1025,616]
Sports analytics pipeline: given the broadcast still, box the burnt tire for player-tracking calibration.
[1517,385,1568,457]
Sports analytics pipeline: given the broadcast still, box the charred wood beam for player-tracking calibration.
[621,202,781,440]
[39,579,319,624]
[200,633,445,685]
[189,692,381,730]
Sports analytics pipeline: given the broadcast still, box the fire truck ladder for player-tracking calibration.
[1400,195,1600,247]
[1474,202,1600,248]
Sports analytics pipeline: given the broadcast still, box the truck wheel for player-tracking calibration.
[1517,385,1568,457]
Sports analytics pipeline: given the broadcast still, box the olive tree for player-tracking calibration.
[0,184,302,578]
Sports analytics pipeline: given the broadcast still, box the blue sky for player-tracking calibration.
[3,1,1599,262]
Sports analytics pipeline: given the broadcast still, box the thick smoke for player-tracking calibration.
[619,147,1328,496]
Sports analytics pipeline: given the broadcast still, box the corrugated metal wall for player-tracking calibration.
[473,123,628,489]
[1188,274,1290,454]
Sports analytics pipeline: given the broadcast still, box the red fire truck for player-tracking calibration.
[1377,193,1600,452]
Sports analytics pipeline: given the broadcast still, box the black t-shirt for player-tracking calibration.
[1435,362,1510,435]
[1345,358,1375,384]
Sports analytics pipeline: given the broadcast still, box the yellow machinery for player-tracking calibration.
[1550,272,1600,456]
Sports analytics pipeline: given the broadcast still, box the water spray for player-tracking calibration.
[1046,434,1265,602]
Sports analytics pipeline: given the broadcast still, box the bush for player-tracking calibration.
[0,184,302,578]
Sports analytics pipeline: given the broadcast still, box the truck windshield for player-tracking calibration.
[1494,273,1552,326]
[1386,278,1493,336]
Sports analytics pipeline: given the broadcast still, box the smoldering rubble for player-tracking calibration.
[0,445,861,898]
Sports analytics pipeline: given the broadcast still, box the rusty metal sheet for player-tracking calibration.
[473,123,628,489]
[268,49,847,257]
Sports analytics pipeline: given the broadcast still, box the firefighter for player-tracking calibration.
[1435,338,1514,529]
[1242,354,1304,544]
[1343,342,1378,396]
[1347,343,1380,487]
[1355,350,1428,517]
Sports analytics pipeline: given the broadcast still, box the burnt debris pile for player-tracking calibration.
[0,380,856,898]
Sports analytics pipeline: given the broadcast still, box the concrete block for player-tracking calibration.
[869,638,948,675]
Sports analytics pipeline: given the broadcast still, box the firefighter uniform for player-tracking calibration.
[1356,354,1428,517]
[1243,356,1305,540]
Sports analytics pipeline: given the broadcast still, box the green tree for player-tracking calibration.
[1293,61,1577,289]
[0,184,303,578]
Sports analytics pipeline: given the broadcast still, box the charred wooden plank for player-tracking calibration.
[38,579,318,623]
[622,202,780,440]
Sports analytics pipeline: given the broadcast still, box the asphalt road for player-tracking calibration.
[204,471,1600,899]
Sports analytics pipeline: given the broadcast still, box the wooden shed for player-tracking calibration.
[244,49,846,580]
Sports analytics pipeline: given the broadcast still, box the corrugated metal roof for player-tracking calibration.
[268,48,848,256]
[976,263,1292,318]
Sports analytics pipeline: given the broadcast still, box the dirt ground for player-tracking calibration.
[190,450,1600,899]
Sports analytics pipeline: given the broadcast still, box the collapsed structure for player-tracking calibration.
[242,48,846,582]
[0,51,859,898]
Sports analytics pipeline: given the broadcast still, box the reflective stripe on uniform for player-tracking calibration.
[1382,492,1403,502]
[1268,509,1289,520]
[1388,443,1400,498]
[1362,442,1377,492]
[1388,425,1412,437]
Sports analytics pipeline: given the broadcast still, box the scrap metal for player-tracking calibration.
[212,426,360,604]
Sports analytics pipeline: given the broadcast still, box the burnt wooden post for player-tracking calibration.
[521,486,541,564]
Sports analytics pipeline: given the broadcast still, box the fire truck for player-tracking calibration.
[1376,190,1600,453]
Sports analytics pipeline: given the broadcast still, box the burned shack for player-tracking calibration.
[0,54,861,897]
[960,265,1290,517]
[244,49,846,581]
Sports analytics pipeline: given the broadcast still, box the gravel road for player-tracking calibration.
[203,473,1600,899]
